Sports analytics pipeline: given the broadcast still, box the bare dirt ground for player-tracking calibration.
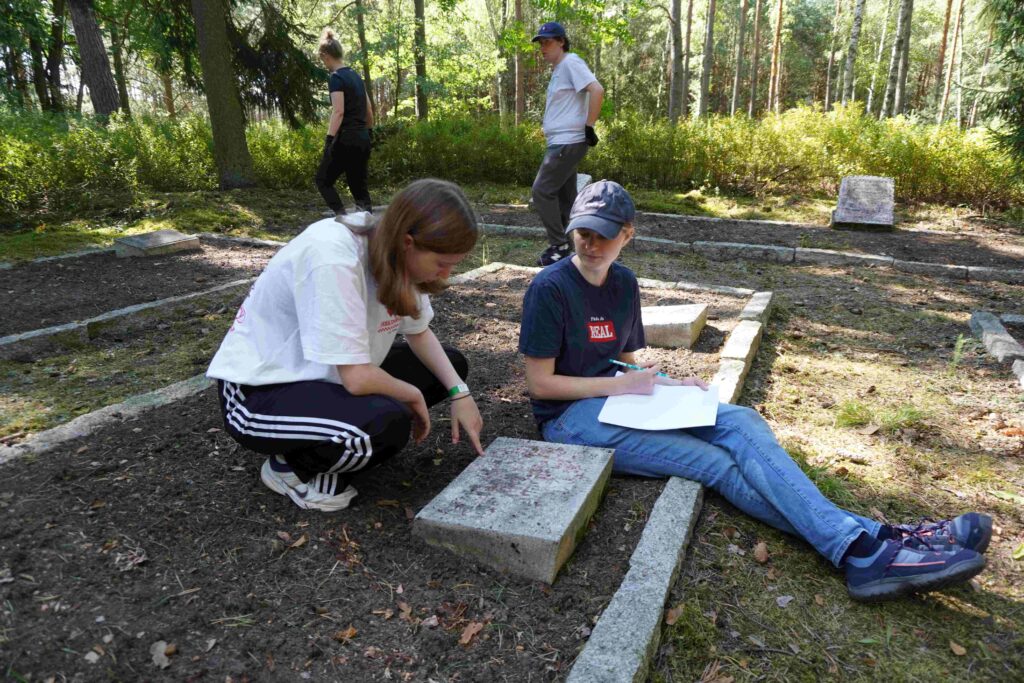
[477,207,1024,269]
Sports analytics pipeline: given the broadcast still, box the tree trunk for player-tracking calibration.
[413,0,428,120]
[514,0,524,124]
[189,0,255,188]
[76,74,84,113]
[6,46,32,109]
[668,0,684,122]
[730,0,748,115]
[933,0,953,105]
[938,0,962,123]
[955,16,963,127]
[824,0,842,110]
[29,36,52,110]
[67,0,120,117]
[968,26,993,128]
[880,0,911,118]
[355,0,375,117]
[893,0,914,115]
[697,0,717,117]
[767,0,783,113]
[841,0,866,104]
[159,67,176,116]
[109,23,131,116]
[46,0,67,112]
[681,0,694,117]
[747,0,763,115]
[866,0,892,115]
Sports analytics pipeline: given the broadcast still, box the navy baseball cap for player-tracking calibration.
[566,180,636,239]
[532,21,566,42]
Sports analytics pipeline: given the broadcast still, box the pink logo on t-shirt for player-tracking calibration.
[228,304,246,333]
[587,321,616,342]
[378,316,401,334]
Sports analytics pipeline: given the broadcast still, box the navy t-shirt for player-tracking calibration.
[518,258,645,427]
[328,66,368,132]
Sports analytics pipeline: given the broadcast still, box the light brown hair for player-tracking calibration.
[370,179,478,317]
[318,29,343,60]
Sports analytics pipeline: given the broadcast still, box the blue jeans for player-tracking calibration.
[541,399,880,567]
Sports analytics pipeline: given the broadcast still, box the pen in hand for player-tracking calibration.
[609,359,671,378]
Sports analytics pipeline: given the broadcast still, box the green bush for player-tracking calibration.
[2,107,1021,227]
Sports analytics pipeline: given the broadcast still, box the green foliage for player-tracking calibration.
[988,0,1024,168]
[835,400,873,428]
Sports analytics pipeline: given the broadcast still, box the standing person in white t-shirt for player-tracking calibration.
[531,21,604,267]
[207,179,485,512]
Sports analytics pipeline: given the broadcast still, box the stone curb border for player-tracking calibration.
[970,311,1024,390]
[0,246,117,270]
[0,374,213,466]
[478,222,1024,284]
[0,277,256,361]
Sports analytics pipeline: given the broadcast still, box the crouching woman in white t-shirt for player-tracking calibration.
[206,179,484,512]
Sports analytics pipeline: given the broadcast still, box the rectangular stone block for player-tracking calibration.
[893,259,968,279]
[711,358,749,404]
[413,437,614,584]
[641,304,707,349]
[739,291,774,322]
[114,229,201,258]
[720,320,764,364]
[968,267,1024,284]
[795,248,894,267]
[970,311,1024,362]
[1002,314,1024,326]
[1013,359,1024,390]
[831,175,895,230]
[693,241,794,263]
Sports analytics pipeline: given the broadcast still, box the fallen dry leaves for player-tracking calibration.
[753,542,770,564]
[333,626,358,643]
[950,640,967,656]
[459,621,485,646]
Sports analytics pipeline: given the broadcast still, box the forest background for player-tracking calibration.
[1,0,1023,229]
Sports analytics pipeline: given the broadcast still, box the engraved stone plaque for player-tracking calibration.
[831,175,895,231]
[114,229,202,258]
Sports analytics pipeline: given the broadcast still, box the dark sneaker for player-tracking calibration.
[845,539,985,602]
[894,513,993,553]
[260,456,358,512]
[538,243,572,266]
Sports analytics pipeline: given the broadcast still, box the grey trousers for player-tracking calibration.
[531,142,589,246]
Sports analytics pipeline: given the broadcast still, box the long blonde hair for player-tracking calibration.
[370,179,478,317]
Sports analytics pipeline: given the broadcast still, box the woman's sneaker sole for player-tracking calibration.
[260,458,358,512]
[847,553,986,603]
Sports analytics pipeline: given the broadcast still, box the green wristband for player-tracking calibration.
[447,382,470,398]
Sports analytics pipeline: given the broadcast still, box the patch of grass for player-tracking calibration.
[878,404,928,433]
[835,400,873,428]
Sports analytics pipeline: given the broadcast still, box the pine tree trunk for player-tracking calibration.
[67,0,121,118]
[933,0,953,104]
[767,0,783,113]
[880,0,911,118]
[697,0,717,117]
[6,46,32,109]
[29,36,52,110]
[413,0,429,120]
[514,0,524,125]
[668,0,684,122]
[968,26,992,128]
[841,0,866,104]
[681,0,694,117]
[893,0,914,115]
[355,0,375,117]
[866,0,892,114]
[160,68,176,116]
[730,0,748,115]
[46,0,66,112]
[824,0,842,110]
[109,23,131,116]
[747,0,763,115]
[189,0,255,188]
[938,0,962,123]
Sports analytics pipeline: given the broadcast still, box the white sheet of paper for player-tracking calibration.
[598,379,720,431]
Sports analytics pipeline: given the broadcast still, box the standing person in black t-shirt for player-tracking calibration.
[315,29,374,216]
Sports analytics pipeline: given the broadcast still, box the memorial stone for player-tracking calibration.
[413,437,613,584]
[831,176,895,231]
[641,304,707,349]
[114,229,201,258]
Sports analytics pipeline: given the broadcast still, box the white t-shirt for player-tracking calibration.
[541,53,597,146]
[206,218,433,386]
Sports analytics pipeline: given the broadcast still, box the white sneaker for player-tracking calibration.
[260,457,358,512]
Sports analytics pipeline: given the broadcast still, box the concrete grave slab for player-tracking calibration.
[641,304,707,349]
[831,175,895,230]
[114,229,201,258]
[969,311,1024,362]
[413,437,614,584]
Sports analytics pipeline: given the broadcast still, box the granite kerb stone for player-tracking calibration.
[1013,359,1024,390]
[968,266,1024,284]
[795,248,894,268]
[693,241,795,263]
[720,320,765,365]
[566,478,703,683]
[739,291,774,323]
[0,373,213,466]
[969,311,1024,362]
[893,259,968,279]
[198,233,287,249]
[711,358,750,405]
